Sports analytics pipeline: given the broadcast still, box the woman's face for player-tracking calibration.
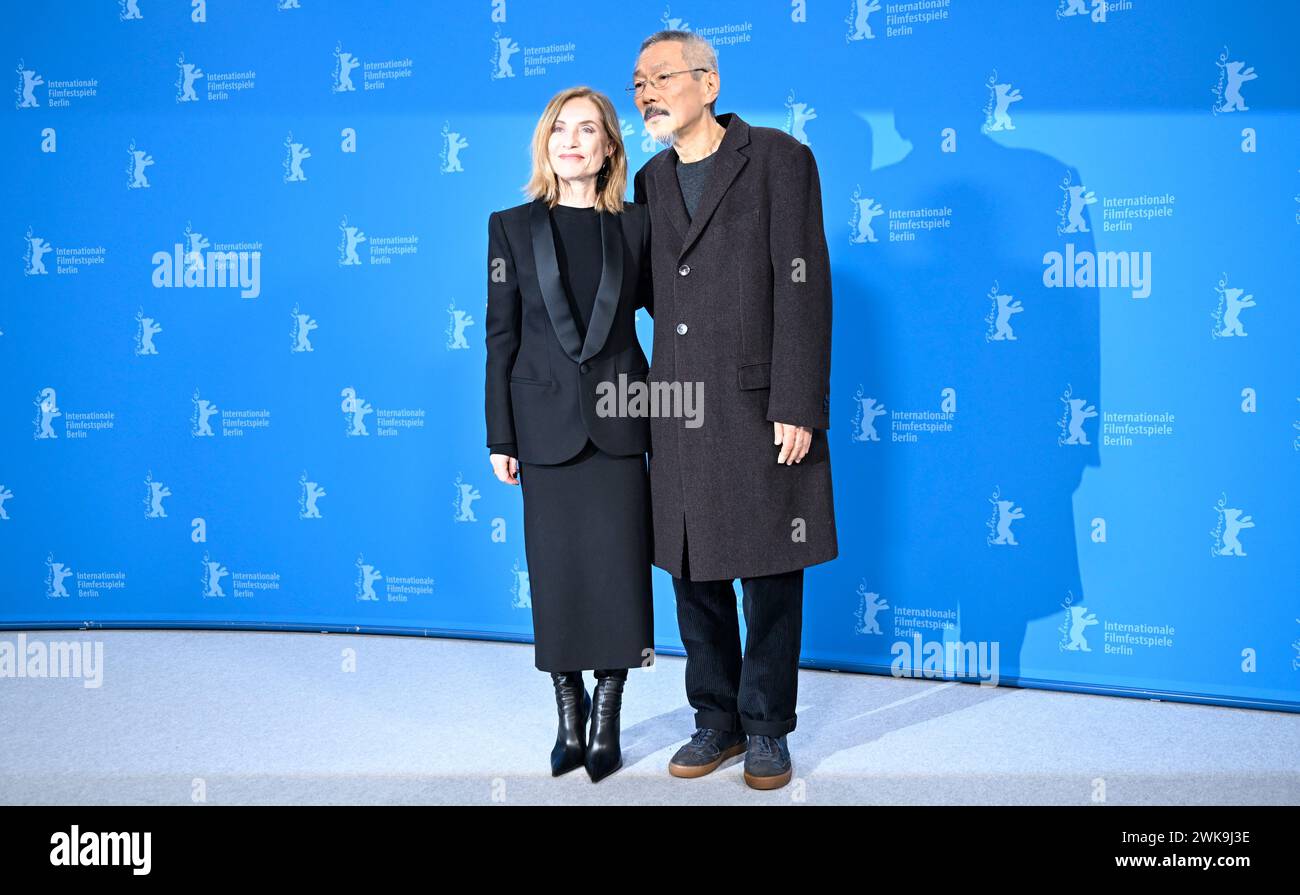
[548,96,611,185]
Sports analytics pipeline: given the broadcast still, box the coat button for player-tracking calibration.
[678,264,691,276]
[580,362,590,373]
[676,323,688,335]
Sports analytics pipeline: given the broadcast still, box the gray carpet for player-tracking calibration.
[1,630,1297,805]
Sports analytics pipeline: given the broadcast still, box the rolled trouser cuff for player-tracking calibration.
[740,714,796,737]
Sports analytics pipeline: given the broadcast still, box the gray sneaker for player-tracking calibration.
[668,727,747,778]
[743,734,792,790]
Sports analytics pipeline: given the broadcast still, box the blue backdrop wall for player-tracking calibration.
[3,1,1297,712]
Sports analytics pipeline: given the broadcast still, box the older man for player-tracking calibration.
[630,30,838,790]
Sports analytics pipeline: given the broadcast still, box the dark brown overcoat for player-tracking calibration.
[633,111,838,581]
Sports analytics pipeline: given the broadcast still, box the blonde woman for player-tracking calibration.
[484,87,655,782]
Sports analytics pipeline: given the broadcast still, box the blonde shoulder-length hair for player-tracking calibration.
[523,86,628,214]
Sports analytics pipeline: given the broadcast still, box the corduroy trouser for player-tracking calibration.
[671,525,804,737]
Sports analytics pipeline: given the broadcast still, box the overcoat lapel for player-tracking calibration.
[649,111,751,262]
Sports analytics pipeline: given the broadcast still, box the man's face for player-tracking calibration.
[632,41,716,145]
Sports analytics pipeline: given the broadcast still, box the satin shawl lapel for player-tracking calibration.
[529,197,623,364]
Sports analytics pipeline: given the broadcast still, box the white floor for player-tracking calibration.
[2,629,1297,805]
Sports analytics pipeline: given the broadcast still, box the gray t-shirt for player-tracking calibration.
[675,150,716,219]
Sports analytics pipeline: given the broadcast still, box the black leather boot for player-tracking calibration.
[550,671,589,776]
[585,668,627,782]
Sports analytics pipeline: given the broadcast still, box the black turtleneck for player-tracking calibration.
[548,202,602,334]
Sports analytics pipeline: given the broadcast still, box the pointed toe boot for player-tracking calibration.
[550,670,589,776]
[584,669,627,783]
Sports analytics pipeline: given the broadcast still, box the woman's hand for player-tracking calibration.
[490,452,520,485]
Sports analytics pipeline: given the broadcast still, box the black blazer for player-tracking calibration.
[485,197,653,465]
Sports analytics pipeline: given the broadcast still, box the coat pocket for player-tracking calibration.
[737,361,771,390]
[509,375,553,387]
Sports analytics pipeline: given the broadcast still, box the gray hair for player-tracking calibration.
[638,30,718,116]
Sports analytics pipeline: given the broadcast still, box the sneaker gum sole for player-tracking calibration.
[667,740,747,778]
[742,765,793,790]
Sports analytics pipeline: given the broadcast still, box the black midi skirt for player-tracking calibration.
[519,437,655,672]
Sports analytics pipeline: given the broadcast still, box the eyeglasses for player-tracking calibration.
[626,68,710,96]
